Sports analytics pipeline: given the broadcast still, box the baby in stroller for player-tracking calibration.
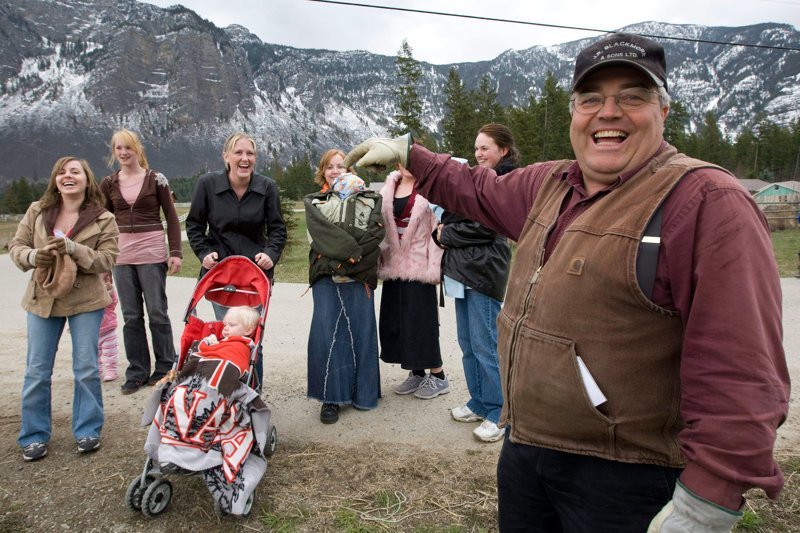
[142,306,270,515]
[176,306,259,397]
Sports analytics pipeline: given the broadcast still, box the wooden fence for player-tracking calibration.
[762,203,800,231]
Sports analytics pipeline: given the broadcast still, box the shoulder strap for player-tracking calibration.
[635,152,728,300]
[636,203,662,300]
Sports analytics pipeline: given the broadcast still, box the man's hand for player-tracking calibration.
[647,482,742,533]
[343,133,411,173]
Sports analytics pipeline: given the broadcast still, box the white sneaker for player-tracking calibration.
[451,404,482,423]
[473,420,505,442]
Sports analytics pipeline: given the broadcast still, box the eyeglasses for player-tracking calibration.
[571,87,659,114]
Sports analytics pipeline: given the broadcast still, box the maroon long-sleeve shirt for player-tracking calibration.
[409,142,790,509]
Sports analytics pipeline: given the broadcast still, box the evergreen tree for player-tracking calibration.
[508,95,542,166]
[694,112,732,168]
[536,73,572,161]
[390,39,424,138]
[278,192,298,254]
[755,117,797,179]
[474,74,505,127]
[169,173,201,202]
[732,128,759,179]
[791,120,800,180]
[442,67,476,160]
[280,153,316,200]
[0,177,44,214]
[664,100,690,153]
[506,74,571,165]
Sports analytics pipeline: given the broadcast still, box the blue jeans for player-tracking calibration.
[455,289,503,423]
[114,263,176,382]
[19,309,104,446]
[497,433,680,531]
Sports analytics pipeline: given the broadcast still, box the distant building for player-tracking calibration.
[738,179,770,195]
[753,181,800,206]
[753,181,800,230]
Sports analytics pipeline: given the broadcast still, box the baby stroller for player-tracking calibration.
[125,256,278,518]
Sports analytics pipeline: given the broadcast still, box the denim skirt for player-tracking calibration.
[307,277,381,409]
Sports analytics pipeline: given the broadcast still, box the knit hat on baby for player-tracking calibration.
[332,173,366,199]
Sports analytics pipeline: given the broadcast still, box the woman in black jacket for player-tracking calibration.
[434,123,517,443]
[186,132,287,389]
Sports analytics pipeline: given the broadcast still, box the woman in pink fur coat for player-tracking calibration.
[377,168,447,400]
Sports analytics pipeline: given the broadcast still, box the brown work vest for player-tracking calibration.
[498,147,722,466]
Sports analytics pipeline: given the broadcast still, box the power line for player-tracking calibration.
[307,0,800,52]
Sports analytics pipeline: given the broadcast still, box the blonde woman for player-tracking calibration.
[186,132,287,387]
[101,129,182,395]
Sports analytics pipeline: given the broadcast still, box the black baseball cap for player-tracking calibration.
[572,33,668,92]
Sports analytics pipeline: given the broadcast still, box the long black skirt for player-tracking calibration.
[379,279,442,370]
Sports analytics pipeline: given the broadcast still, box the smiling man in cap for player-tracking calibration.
[344,32,789,532]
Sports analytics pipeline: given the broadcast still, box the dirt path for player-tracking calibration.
[0,255,797,531]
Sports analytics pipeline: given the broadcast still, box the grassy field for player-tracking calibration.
[1,214,799,279]
[772,229,800,277]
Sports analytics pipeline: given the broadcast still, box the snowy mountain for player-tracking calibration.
[1,0,798,182]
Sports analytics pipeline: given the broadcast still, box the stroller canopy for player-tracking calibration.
[185,256,271,315]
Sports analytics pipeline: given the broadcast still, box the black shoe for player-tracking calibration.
[22,442,47,461]
[320,403,339,424]
[120,380,145,395]
[147,372,167,386]
[76,437,100,454]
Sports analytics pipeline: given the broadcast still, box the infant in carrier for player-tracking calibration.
[143,306,270,515]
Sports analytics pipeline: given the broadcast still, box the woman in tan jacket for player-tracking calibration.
[10,157,119,462]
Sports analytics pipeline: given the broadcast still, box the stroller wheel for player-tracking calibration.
[141,479,173,517]
[265,425,278,457]
[243,490,255,516]
[214,490,255,517]
[125,475,155,512]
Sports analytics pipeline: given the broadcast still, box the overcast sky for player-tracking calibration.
[141,0,800,64]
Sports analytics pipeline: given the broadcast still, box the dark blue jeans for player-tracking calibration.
[497,432,680,532]
[114,263,176,383]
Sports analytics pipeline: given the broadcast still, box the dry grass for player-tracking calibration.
[736,451,800,532]
[1,412,798,531]
[0,416,499,532]
[256,441,498,532]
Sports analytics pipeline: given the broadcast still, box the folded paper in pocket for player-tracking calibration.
[576,356,608,407]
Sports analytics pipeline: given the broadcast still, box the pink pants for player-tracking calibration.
[98,329,119,381]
